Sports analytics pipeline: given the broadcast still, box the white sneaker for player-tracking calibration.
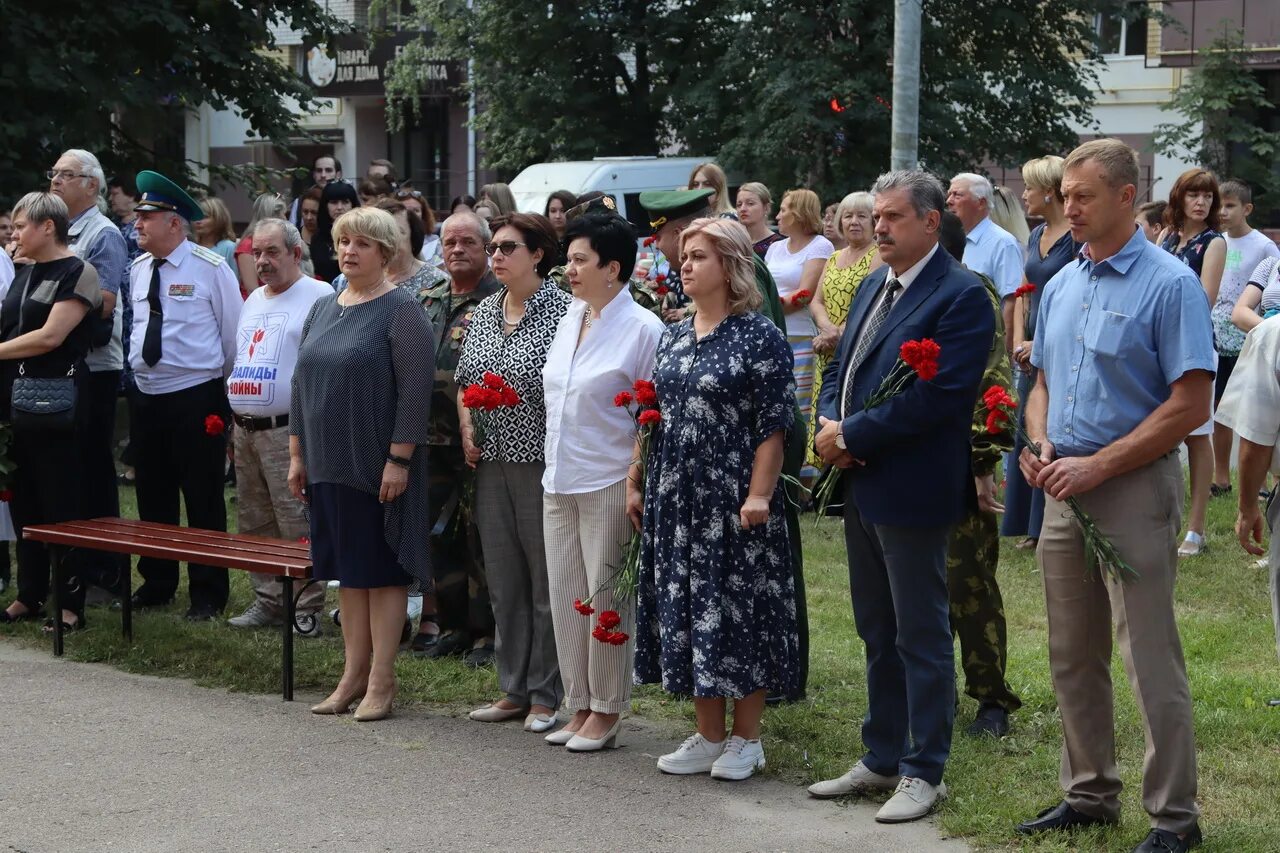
[656,733,725,775]
[227,601,283,628]
[808,760,901,799]
[875,777,947,823]
[710,736,765,781]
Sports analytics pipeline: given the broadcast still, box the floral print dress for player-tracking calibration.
[634,312,801,698]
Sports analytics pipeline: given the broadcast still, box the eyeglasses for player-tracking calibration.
[46,169,90,181]
[484,241,527,257]
[395,189,424,200]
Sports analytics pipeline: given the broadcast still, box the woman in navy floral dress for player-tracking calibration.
[631,217,799,782]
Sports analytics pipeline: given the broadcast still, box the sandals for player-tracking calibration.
[41,614,87,634]
[0,606,42,624]
[1209,483,1232,498]
[410,614,441,654]
[1177,531,1207,558]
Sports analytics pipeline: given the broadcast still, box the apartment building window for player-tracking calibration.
[1096,3,1149,56]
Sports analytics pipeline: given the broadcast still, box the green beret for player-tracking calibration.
[134,170,205,221]
[638,189,715,230]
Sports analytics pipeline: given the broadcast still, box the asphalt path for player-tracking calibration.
[0,644,966,852]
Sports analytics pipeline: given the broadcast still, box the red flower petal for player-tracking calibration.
[574,598,595,616]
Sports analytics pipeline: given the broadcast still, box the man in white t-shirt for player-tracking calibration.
[1211,180,1280,495]
[226,218,333,633]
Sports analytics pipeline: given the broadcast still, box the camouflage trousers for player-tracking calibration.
[427,445,494,637]
[946,508,1021,712]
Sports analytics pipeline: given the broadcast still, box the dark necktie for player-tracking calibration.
[842,279,902,414]
[143,256,164,367]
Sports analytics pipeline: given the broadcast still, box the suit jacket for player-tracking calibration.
[816,246,995,527]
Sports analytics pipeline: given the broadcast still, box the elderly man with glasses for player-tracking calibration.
[48,149,130,602]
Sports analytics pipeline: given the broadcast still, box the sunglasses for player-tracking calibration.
[395,189,424,200]
[484,241,527,257]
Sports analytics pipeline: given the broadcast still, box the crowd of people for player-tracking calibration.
[1,138,1279,853]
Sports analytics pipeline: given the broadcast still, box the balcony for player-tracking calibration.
[1147,0,1280,68]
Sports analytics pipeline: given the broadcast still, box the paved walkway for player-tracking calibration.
[0,644,966,852]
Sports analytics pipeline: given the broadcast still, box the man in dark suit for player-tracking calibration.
[807,170,996,823]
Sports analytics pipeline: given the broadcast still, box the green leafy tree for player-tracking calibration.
[0,1,345,201]
[1153,27,1279,219]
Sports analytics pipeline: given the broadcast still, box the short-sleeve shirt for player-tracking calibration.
[1249,257,1280,317]
[1215,230,1280,355]
[1214,314,1280,475]
[228,276,333,417]
[1031,227,1216,457]
[454,279,572,462]
[963,216,1024,298]
[764,234,834,336]
[0,256,101,392]
[128,240,243,395]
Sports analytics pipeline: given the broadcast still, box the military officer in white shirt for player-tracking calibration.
[127,171,241,620]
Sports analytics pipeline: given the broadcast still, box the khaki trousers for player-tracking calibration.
[234,425,326,614]
[1038,452,1198,833]
[544,480,635,715]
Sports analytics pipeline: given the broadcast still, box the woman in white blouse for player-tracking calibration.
[764,189,833,480]
[541,211,663,751]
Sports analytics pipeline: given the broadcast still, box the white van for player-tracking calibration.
[509,156,717,231]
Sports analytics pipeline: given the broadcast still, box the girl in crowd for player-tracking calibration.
[542,212,663,751]
[478,183,518,217]
[688,163,736,219]
[1004,155,1080,550]
[634,217,799,781]
[291,206,435,722]
[310,181,360,285]
[1158,168,1226,558]
[0,193,101,631]
[736,182,783,259]
[194,197,238,265]
[235,193,287,297]
[807,191,882,469]
[544,190,578,242]
[764,189,832,480]
[457,212,571,734]
[822,203,847,252]
[298,187,322,247]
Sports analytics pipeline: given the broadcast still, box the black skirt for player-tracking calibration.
[308,482,412,589]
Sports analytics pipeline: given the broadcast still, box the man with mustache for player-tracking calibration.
[226,218,333,631]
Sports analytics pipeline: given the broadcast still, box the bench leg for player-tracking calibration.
[50,545,63,657]
[282,575,294,702]
[121,556,132,642]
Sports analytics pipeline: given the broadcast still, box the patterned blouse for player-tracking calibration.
[454,278,571,463]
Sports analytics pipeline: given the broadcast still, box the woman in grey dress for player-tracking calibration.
[289,207,435,722]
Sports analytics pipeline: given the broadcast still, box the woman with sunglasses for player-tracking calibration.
[455,212,570,734]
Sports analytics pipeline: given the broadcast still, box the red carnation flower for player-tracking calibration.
[597,610,621,630]
[605,630,629,646]
[500,386,521,408]
[654,273,667,284]
[633,380,658,407]
[791,289,813,307]
[0,489,12,503]
[482,371,506,390]
[642,235,657,248]
[637,409,662,427]
[591,624,610,642]
[614,391,634,408]
[654,285,670,297]
[204,414,225,436]
[899,338,941,381]
[573,598,595,616]
[1014,282,1037,299]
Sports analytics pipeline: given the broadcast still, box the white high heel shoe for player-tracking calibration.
[525,712,557,733]
[566,718,622,752]
[544,727,576,745]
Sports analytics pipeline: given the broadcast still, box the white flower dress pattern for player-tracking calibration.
[634,311,801,698]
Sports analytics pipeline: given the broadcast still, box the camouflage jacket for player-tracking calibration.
[971,273,1014,476]
[418,272,502,446]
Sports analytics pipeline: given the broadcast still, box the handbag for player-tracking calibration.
[11,362,77,431]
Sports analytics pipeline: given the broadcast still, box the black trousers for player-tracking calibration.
[426,445,494,637]
[79,369,125,589]
[12,412,89,616]
[131,378,230,611]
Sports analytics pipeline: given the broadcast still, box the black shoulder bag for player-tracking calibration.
[9,270,79,431]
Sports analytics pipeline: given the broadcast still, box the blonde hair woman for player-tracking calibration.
[736,182,783,259]
[289,206,435,722]
[633,217,799,782]
[764,188,832,480]
[688,162,736,218]
[990,185,1030,248]
[194,197,237,265]
[807,191,883,468]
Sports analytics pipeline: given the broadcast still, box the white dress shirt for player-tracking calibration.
[962,216,1024,297]
[129,239,242,395]
[542,285,665,494]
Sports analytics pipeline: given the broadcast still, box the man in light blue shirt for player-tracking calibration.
[1016,139,1211,853]
[948,173,1024,340]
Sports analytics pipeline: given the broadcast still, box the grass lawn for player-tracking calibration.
[3,479,1279,851]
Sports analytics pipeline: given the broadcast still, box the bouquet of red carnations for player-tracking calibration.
[461,371,521,449]
[983,385,1137,583]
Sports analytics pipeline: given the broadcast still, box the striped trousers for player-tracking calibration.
[544,479,635,714]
